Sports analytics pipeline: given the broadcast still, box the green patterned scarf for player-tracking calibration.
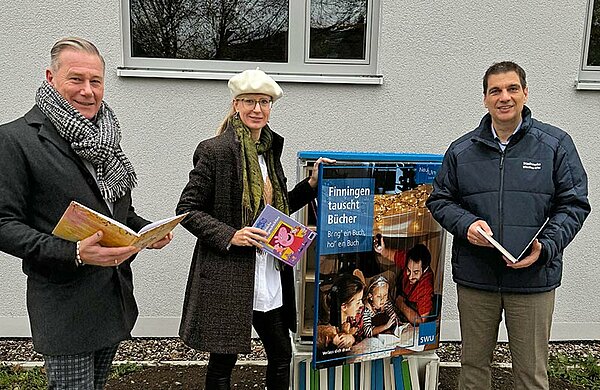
[232,115,289,226]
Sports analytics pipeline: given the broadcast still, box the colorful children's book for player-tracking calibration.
[252,204,317,267]
[52,201,187,249]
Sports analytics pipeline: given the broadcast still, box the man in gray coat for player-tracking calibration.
[427,61,590,390]
[0,37,172,389]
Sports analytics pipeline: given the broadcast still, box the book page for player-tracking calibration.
[476,226,518,263]
[138,214,187,234]
[132,213,188,249]
[516,218,549,259]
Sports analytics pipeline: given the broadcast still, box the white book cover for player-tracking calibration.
[424,360,439,390]
[476,218,549,263]
[319,366,327,390]
[362,360,371,390]
[383,358,392,389]
[407,356,421,390]
[335,365,342,388]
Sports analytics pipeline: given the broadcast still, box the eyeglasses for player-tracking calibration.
[236,98,272,110]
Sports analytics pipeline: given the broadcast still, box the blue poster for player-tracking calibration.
[312,160,446,370]
[318,177,375,255]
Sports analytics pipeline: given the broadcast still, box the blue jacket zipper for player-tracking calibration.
[498,150,505,291]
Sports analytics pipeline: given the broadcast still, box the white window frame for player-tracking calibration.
[577,0,600,90]
[118,0,383,84]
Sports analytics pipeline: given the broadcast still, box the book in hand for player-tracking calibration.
[476,218,549,263]
[252,204,317,267]
[52,201,187,249]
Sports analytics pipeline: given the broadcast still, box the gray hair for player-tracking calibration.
[50,37,105,72]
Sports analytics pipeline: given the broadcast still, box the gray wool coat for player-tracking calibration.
[0,106,149,355]
[176,125,316,354]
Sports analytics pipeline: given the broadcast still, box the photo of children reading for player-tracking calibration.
[317,273,365,356]
[313,162,445,369]
[361,275,399,338]
[375,240,434,324]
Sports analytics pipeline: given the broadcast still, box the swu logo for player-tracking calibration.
[418,321,437,345]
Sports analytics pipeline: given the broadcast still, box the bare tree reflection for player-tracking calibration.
[310,0,367,59]
[131,0,289,62]
[588,0,600,66]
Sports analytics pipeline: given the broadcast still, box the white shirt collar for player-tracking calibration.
[491,119,522,151]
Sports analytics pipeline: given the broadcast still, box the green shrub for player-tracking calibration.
[549,353,600,389]
[0,362,143,389]
[0,364,47,389]
[109,362,143,379]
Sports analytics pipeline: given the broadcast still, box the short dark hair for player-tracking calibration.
[483,61,526,94]
[406,243,431,271]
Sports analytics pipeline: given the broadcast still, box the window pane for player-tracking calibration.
[309,0,367,60]
[588,0,600,66]
[130,0,289,62]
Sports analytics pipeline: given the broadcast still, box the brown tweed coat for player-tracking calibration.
[176,124,316,354]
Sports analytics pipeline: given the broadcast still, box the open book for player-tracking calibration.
[476,218,549,263]
[52,201,187,249]
[252,204,317,267]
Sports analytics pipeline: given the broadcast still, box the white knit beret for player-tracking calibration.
[228,68,283,102]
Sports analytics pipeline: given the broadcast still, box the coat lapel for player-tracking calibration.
[225,127,242,185]
[25,106,112,216]
[25,106,85,169]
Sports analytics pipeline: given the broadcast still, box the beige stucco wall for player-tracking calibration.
[0,0,598,340]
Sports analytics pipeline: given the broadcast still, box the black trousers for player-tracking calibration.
[206,307,292,390]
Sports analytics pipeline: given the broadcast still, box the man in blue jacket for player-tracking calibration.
[426,61,590,390]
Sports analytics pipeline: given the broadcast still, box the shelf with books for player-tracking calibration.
[292,351,440,390]
[299,280,316,340]
[294,162,318,344]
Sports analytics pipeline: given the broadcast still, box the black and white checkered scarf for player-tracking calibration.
[36,80,137,202]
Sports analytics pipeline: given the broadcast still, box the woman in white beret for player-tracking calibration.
[176,69,333,389]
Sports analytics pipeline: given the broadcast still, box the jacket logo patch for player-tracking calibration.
[523,161,542,170]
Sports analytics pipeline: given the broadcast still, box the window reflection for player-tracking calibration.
[130,0,289,62]
[309,0,368,60]
[587,0,600,66]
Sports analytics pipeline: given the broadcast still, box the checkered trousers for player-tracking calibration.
[43,343,119,390]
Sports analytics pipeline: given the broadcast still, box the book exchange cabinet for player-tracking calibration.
[291,151,447,390]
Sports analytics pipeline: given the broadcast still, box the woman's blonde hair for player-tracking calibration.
[217,103,236,135]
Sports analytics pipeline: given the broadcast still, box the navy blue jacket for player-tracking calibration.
[426,106,590,293]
